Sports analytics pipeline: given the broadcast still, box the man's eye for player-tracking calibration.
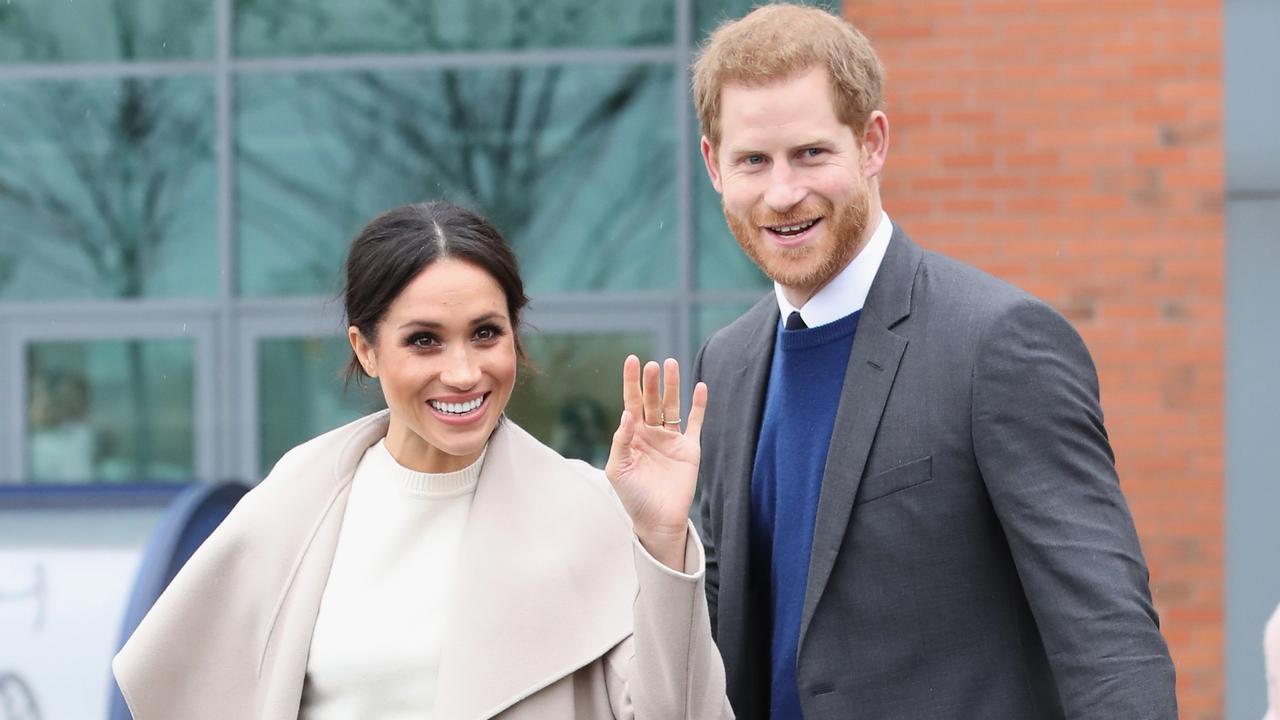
[804,147,824,157]
[744,155,765,165]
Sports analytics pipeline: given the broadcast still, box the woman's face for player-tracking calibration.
[349,258,517,473]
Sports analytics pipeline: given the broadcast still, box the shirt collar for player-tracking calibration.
[775,210,893,328]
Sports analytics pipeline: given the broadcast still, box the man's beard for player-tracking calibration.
[723,183,872,294]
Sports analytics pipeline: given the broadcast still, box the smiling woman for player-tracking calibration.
[342,204,526,474]
[110,201,733,720]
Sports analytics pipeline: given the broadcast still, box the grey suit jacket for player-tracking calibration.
[694,226,1177,719]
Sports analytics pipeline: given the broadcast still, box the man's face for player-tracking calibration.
[703,66,880,301]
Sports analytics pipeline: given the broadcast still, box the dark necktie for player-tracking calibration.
[785,311,808,331]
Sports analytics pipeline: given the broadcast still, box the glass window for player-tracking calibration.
[506,331,653,467]
[696,0,839,39]
[0,0,214,63]
[236,64,676,296]
[26,340,196,483]
[257,337,384,476]
[0,77,218,300]
[234,0,673,57]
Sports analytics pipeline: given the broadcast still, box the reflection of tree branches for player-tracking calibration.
[0,0,213,480]
[0,2,213,298]
[241,61,660,291]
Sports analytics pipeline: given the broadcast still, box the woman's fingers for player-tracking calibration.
[684,382,708,443]
[662,358,681,428]
[605,409,636,483]
[622,355,643,420]
[642,360,662,426]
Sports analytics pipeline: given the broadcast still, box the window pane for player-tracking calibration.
[236,65,676,296]
[257,337,384,476]
[26,340,195,483]
[0,0,213,63]
[234,0,673,57]
[695,0,838,38]
[0,77,217,300]
[506,332,652,467]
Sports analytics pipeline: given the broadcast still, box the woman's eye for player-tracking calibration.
[409,333,439,348]
[474,325,503,342]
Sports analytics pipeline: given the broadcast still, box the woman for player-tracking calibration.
[113,202,733,719]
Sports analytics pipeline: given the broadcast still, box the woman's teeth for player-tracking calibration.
[429,396,484,415]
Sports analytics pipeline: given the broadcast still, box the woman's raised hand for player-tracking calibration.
[604,355,708,572]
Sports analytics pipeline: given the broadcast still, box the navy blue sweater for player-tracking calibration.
[749,309,860,719]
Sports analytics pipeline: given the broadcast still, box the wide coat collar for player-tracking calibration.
[114,411,638,720]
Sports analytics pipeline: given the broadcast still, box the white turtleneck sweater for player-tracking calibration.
[299,439,484,720]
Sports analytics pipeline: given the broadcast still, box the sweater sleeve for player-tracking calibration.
[602,520,735,719]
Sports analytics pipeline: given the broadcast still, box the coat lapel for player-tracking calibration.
[798,228,922,653]
[713,295,778,684]
[432,421,637,720]
[112,411,390,720]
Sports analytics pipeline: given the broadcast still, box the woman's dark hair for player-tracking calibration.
[343,201,529,386]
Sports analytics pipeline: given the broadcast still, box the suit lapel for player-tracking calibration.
[713,296,778,682]
[433,421,637,720]
[798,228,922,652]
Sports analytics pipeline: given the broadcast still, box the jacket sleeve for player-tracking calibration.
[971,296,1178,718]
[601,521,735,719]
[691,341,721,634]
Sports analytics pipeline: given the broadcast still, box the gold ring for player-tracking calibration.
[662,418,681,426]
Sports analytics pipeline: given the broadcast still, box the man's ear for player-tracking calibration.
[348,325,378,378]
[701,136,724,194]
[861,110,889,179]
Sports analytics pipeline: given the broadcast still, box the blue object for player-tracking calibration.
[107,481,249,720]
[750,309,860,720]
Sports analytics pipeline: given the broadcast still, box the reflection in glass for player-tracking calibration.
[695,0,839,38]
[258,337,384,477]
[234,0,673,57]
[0,0,213,63]
[507,332,652,467]
[0,77,217,300]
[26,340,195,483]
[237,65,676,296]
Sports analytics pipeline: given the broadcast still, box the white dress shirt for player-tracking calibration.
[774,210,893,328]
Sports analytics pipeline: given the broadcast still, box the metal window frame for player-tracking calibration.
[2,302,219,483]
[0,0,752,490]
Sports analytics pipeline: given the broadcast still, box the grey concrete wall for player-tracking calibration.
[1225,1,1280,717]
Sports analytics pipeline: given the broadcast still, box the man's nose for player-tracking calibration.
[763,163,806,212]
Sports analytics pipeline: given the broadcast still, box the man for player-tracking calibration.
[690,4,1177,718]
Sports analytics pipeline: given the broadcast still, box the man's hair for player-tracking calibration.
[692,3,885,149]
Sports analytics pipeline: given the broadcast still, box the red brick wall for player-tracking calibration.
[843,0,1225,716]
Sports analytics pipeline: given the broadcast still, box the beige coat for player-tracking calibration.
[113,412,733,719]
